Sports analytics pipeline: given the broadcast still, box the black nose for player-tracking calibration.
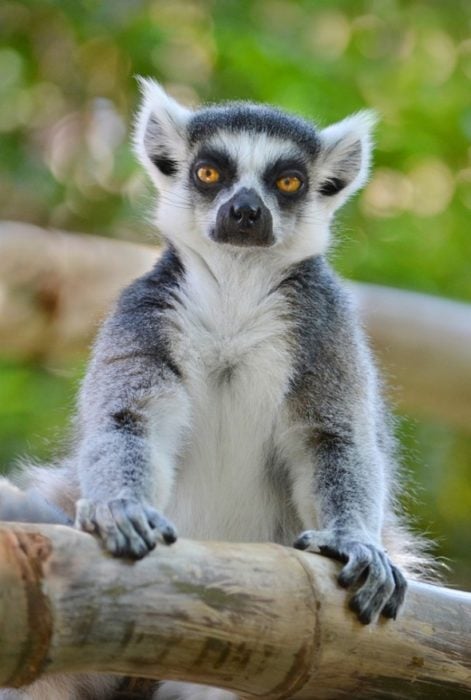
[230,195,262,227]
[213,187,274,247]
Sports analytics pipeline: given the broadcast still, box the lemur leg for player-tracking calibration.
[0,477,72,525]
[292,434,407,624]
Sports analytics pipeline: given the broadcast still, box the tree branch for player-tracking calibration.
[0,523,469,698]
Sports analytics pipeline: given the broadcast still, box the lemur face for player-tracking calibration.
[135,80,375,261]
[187,127,311,249]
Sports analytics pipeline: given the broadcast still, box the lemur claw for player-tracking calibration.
[294,530,407,624]
[75,497,177,560]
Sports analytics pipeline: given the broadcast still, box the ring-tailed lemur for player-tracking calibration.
[0,81,430,700]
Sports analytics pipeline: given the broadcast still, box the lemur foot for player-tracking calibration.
[75,498,177,559]
[293,530,407,624]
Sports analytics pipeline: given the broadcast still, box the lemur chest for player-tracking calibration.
[166,272,294,541]
[173,270,294,394]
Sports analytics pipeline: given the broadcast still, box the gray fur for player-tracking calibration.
[187,102,321,155]
[0,82,432,700]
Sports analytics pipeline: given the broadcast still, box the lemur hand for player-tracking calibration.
[293,530,407,624]
[75,498,177,559]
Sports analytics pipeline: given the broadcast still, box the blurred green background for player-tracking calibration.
[0,0,470,586]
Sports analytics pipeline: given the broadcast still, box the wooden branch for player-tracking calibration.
[351,282,471,430]
[1,221,471,427]
[0,524,469,698]
[0,222,153,362]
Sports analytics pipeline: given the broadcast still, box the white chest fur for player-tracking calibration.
[165,251,294,543]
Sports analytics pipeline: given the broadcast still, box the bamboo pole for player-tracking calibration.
[0,523,469,699]
[1,221,471,427]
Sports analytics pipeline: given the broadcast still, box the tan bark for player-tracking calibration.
[352,282,471,430]
[1,221,471,427]
[0,523,469,698]
[0,222,153,362]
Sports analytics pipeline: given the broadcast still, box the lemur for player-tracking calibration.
[0,81,431,700]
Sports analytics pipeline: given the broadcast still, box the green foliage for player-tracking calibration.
[0,360,83,467]
[0,0,470,585]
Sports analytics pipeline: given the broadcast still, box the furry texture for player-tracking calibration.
[0,675,119,700]
[0,82,434,700]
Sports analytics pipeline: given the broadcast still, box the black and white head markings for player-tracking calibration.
[0,80,428,700]
[134,79,375,261]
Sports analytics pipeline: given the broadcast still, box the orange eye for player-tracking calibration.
[276,175,302,193]
[196,166,220,184]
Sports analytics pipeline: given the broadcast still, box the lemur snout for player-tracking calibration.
[214,187,274,247]
[230,193,261,226]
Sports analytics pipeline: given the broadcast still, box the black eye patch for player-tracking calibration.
[190,147,237,196]
[263,157,308,205]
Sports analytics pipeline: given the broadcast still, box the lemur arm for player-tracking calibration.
[74,263,187,559]
[76,355,179,558]
[286,258,407,623]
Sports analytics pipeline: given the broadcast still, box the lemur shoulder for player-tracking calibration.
[0,81,431,700]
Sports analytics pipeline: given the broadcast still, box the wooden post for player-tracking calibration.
[0,523,469,698]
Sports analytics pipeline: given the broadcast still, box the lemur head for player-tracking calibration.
[135,80,375,261]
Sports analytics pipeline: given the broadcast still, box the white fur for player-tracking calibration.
[156,683,237,700]
[148,382,192,511]
[161,247,295,544]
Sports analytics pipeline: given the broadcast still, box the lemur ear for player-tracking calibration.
[316,110,376,207]
[134,78,192,179]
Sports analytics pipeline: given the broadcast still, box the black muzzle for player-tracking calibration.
[212,188,274,247]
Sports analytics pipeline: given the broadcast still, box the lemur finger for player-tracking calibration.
[75,498,97,533]
[382,565,408,620]
[122,500,158,551]
[354,552,395,624]
[293,530,338,554]
[337,543,372,588]
[145,506,177,544]
[109,499,156,556]
[349,548,390,624]
[94,503,128,557]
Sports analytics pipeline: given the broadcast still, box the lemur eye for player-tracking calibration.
[196,166,221,184]
[276,175,302,194]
